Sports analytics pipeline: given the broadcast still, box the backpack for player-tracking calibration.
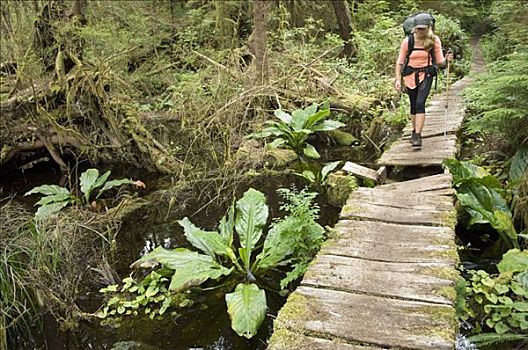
[401,12,438,88]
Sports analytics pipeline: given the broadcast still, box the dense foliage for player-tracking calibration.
[2,0,525,348]
[99,187,325,338]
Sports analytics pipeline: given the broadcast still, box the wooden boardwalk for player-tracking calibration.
[268,39,485,350]
[268,175,458,349]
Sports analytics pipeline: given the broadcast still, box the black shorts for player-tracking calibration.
[407,75,433,115]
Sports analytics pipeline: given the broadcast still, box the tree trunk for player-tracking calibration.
[215,0,235,47]
[249,0,270,84]
[70,0,87,23]
[284,0,303,28]
[33,0,40,15]
[331,0,356,59]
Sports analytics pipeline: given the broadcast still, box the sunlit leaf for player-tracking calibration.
[80,169,100,202]
[497,249,528,274]
[225,283,267,339]
[303,143,320,159]
[311,119,346,132]
[97,178,136,198]
[267,138,286,148]
[254,218,297,271]
[235,189,268,269]
[218,203,235,247]
[321,161,341,181]
[304,109,330,128]
[178,217,238,263]
[273,109,292,124]
[25,184,69,197]
[131,247,233,291]
[35,201,70,218]
[509,145,528,183]
[516,271,528,290]
[35,192,73,206]
[443,158,491,187]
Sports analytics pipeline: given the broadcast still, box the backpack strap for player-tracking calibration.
[405,34,414,66]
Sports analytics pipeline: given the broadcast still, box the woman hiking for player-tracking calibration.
[394,13,453,147]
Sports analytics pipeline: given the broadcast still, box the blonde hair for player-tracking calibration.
[424,27,435,51]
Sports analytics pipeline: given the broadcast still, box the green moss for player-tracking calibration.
[328,130,358,146]
[440,209,457,229]
[409,304,458,341]
[268,292,311,349]
[326,173,358,207]
[421,266,460,282]
[428,239,460,263]
[340,203,362,218]
[264,148,299,168]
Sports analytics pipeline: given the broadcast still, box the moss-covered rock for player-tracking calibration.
[328,130,358,146]
[326,172,358,207]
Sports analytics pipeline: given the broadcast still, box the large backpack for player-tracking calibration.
[401,12,438,88]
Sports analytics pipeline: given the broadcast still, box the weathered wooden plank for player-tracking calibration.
[347,187,453,210]
[341,201,454,227]
[378,134,458,166]
[376,174,452,193]
[325,220,457,263]
[279,286,456,350]
[341,161,379,182]
[268,330,379,350]
[303,254,456,305]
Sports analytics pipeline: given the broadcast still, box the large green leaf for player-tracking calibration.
[254,218,296,271]
[497,249,528,274]
[304,109,330,129]
[178,217,237,264]
[492,211,518,244]
[267,138,286,149]
[291,106,313,131]
[225,283,267,339]
[80,169,100,202]
[444,158,490,186]
[273,109,292,124]
[131,247,233,291]
[311,120,346,132]
[25,184,68,197]
[321,161,341,182]
[509,145,528,183]
[96,177,135,199]
[303,143,320,159]
[35,201,71,218]
[457,180,518,248]
[219,203,235,247]
[458,181,510,220]
[235,189,268,269]
[92,170,111,191]
[35,192,73,206]
[25,185,73,218]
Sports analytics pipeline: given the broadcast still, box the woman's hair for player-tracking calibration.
[424,27,435,51]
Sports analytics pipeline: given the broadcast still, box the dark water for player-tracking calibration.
[2,162,341,350]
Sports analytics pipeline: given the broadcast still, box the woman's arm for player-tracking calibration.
[394,38,408,91]
[434,36,451,67]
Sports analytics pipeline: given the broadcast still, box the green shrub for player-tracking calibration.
[248,103,345,160]
[459,249,528,340]
[464,51,528,150]
[444,158,519,249]
[25,169,144,218]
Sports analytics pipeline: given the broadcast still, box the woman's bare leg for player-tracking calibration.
[415,113,425,133]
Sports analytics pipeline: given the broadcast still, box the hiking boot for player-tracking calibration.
[412,133,422,147]
[410,130,416,143]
